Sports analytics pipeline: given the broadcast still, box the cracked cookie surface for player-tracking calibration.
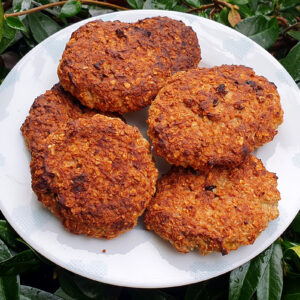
[148,65,283,170]
[144,154,280,255]
[58,17,201,113]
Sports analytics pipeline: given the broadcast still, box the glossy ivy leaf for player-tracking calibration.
[143,0,178,10]
[0,240,11,262]
[59,0,82,18]
[280,0,300,11]
[229,244,273,300]
[248,0,258,11]
[235,15,279,49]
[282,276,300,300]
[290,213,300,233]
[0,249,40,276]
[0,221,19,250]
[5,17,27,32]
[287,31,300,42]
[0,67,9,84]
[229,0,249,5]
[185,276,228,300]
[0,275,20,300]
[0,240,20,300]
[282,240,299,252]
[280,42,300,83]
[88,6,113,17]
[284,246,300,271]
[215,7,230,26]
[28,12,61,43]
[256,4,273,15]
[127,0,144,9]
[256,241,283,300]
[237,5,254,18]
[20,285,63,300]
[173,5,189,12]
[13,0,31,12]
[184,0,200,7]
[130,289,175,300]
[0,0,3,42]
[57,269,122,300]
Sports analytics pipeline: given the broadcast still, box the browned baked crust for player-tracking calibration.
[58,17,201,113]
[21,84,84,153]
[32,114,158,239]
[148,65,283,170]
[144,155,280,255]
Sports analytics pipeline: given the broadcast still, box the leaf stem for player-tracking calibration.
[4,0,128,18]
[282,22,300,35]
[188,4,215,13]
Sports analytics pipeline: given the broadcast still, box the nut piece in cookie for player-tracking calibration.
[58,17,201,113]
[144,155,280,255]
[148,65,283,170]
[33,114,158,239]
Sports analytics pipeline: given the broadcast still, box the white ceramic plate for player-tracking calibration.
[0,9,299,288]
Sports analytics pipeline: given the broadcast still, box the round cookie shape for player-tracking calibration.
[21,84,84,153]
[58,17,201,113]
[148,65,283,170]
[144,155,280,255]
[34,114,158,239]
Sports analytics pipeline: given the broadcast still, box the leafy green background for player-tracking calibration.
[0,0,300,299]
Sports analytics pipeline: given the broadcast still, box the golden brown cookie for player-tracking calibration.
[144,155,280,255]
[32,114,158,239]
[148,65,283,170]
[58,17,201,113]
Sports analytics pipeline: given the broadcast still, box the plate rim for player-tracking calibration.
[0,9,299,288]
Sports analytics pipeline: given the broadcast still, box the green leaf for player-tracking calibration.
[284,294,300,300]
[0,240,11,262]
[283,276,300,299]
[59,0,82,18]
[248,0,258,11]
[0,276,20,300]
[0,67,9,84]
[280,42,300,82]
[229,244,273,300]
[88,6,113,17]
[257,241,283,300]
[13,0,32,12]
[28,12,61,43]
[0,240,20,300]
[0,249,40,276]
[237,5,254,18]
[230,0,248,5]
[184,0,200,7]
[127,0,144,9]
[285,246,300,271]
[290,212,300,233]
[20,285,63,300]
[185,276,228,300]
[0,0,4,43]
[280,0,300,11]
[143,0,178,10]
[282,240,299,251]
[287,31,300,41]
[0,221,19,250]
[5,17,27,32]
[54,288,74,300]
[256,4,273,15]
[173,5,189,12]
[129,289,175,300]
[235,15,279,49]
[215,7,230,26]
[57,269,121,300]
